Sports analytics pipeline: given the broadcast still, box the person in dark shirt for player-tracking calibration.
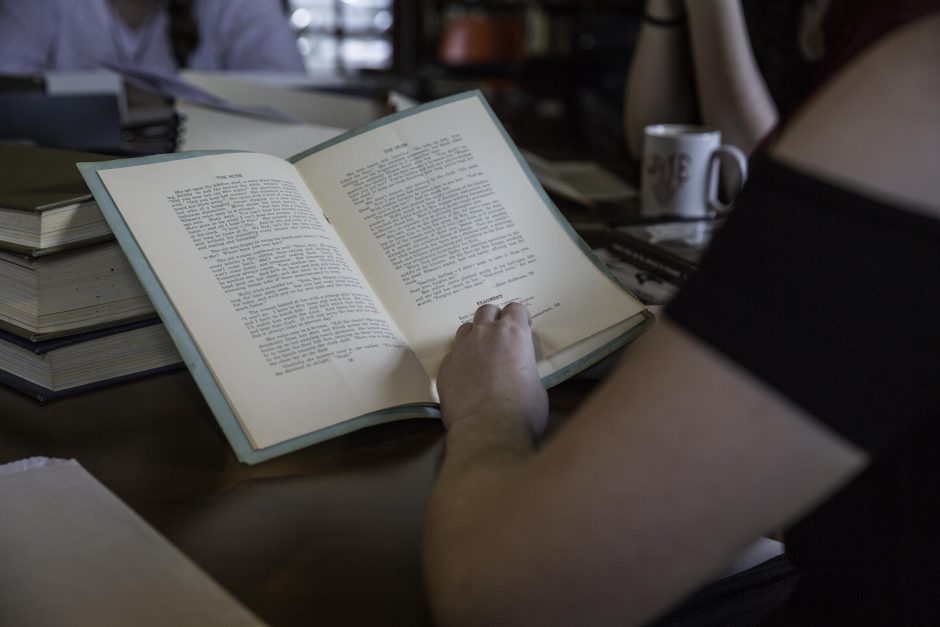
[423,9,940,627]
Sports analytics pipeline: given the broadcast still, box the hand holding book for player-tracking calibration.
[438,302,549,437]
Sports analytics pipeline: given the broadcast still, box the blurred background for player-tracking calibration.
[285,0,644,161]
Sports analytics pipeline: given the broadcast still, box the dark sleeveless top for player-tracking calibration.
[666,158,940,623]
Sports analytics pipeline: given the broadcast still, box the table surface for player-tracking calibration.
[0,164,637,624]
[0,361,604,625]
[1,88,649,623]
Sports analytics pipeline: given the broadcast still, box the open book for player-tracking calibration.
[79,91,650,464]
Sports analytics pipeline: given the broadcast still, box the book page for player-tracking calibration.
[97,153,434,450]
[294,96,645,375]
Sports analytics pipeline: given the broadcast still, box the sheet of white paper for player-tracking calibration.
[522,149,637,207]
[101,62,299,122]
[0,458,262,626]
[0,456,73,475]
[179,102,344,158]
[182,70,384,130]
[387,90,420,112]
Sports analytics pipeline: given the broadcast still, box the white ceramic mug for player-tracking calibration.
[641,124,748,218]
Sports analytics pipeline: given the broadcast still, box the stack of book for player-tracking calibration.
[598,221,720,306]
[0,144,182,400]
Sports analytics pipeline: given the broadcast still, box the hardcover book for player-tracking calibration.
[80,91,651,464]
[0,144,116,256]
[0,242,154,341]
[0,319,182,400]
[611,221,720,285]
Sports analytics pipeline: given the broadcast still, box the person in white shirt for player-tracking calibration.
[0,0,305,75]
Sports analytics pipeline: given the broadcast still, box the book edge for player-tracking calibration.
[0,362,185,401]
[539,310,653,388]
[0,317,164,354]
[79,154,257,456]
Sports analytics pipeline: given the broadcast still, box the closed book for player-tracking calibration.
[611,221,719,284]
[0,319,182,400]
[0,241,154,341]
[0,144,116,256]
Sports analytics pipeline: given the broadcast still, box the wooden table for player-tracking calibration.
[0,167,625,623]
[0,363,603,625]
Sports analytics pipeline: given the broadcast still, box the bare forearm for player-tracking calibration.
[625,0,696,158]
[424,304,551,626]
[424,318,866,627]
[685,0,777,153]
[423,414,537,627]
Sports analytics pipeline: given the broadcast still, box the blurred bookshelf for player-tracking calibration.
[287,0,644,162]
[406,0,644,161]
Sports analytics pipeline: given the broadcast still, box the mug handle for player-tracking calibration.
[707,144,748,215]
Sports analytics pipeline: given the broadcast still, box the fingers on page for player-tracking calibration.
[455,321,473,340]
[473,303,500,324]
[498,301,531,325]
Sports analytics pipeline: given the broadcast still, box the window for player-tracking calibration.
[287,0,394,74]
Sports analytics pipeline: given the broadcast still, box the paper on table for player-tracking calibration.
[0,458,263,626]
[182,70,385,130]
[178,102,344,158]
[387,90,420,112]
[101,62,300,122]
[522,149,636,208]
[0,456,73,475]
